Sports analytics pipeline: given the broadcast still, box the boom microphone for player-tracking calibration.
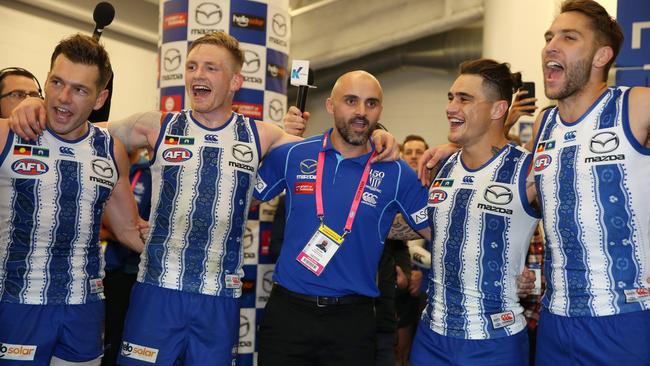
[92,2,115,40]
[295,69,314,113]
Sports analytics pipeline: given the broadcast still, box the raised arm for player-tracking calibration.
[107,111,162,153]
[102,137,145,253]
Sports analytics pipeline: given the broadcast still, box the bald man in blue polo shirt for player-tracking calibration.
[254,71,430,366]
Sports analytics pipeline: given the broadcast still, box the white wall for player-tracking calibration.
[0,1,158,120]
[303,67,457,147]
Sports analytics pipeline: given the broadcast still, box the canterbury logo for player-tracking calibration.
[300,159,317,174]
[195,2,222,26]
[242,50,261,74]
[163,48,182,72]
[232,144,253,162]
[204,135,218,143]
[59,147,74,156]
[484,184,513,205]
[271,14,287,37]
[91,159,114,178]
[590,131,619,154]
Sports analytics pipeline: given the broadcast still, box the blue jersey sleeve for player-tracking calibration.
[254,143,290,201]
[395,160,429,231]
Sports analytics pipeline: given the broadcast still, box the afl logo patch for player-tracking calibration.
[534,154,552,172]
[12,159,48,175]
[428,189,447,204]
[163,148,192,162]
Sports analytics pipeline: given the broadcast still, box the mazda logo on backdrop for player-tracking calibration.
[242,50,261,74]
[195,3,222,26]
[163,49,182,72]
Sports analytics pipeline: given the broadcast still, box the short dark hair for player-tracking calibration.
[50,34,112,90]
[560,0,623,81]
[0,67,40,95]
[459,59,521,108]
[403,135,428,149]
[188,32,244,72]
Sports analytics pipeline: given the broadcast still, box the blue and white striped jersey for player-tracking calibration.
[139,110,261,298]
[533,87,650,317]
[423,144,539,339]
[0,124,117,305]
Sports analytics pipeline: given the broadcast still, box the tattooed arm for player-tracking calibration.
[387,214,431,241]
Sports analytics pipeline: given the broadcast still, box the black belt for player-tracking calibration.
[273,284,373,307]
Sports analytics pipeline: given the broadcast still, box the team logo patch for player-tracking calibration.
[432,179,454,188]
[483,185,513,205]
[121,342,158,363]
[294,182,315,194]
[536,140,555,152]
[11,159,48,175]
[367,169,384,192]
[92,159,114,178]
[590,131,618,153]
[534,154,552,172]
[428,189,447,204]
[361,191,378,207]
[163,148,192,162]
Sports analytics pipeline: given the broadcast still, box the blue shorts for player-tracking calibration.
[536,309,650,366]
[118,282,240,366]
[410,319,529,366]
[0,301,104,365]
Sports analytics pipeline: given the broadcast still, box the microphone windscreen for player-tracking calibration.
[93,2,115,28]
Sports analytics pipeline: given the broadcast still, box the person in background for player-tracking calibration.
[0,67,41,118]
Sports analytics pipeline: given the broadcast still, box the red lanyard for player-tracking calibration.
[130,170,142,192]
[314,133,377,237]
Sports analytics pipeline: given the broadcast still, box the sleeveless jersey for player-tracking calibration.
[0,124,117,305]
[139,110,261,298]
[423,144,539,339]
[533,87,650,317]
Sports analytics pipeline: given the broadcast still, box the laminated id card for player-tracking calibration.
[296,224,343,276]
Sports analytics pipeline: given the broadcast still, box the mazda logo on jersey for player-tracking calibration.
[232,144,254,162]
[92,159,114,178]
[242,50,261,74]
[163,148,192,162]
[195,2,222,26]
[271,14,287,37]
[262,270,274,293]
[268,99,284,122]
[300,159,317,174]
[239,315,250,338]
[11,159,48,176]
[590,131,619,153]
[163,48,182,72]
[484,185,513,205]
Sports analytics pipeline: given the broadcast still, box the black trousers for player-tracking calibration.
[258,287,376,366]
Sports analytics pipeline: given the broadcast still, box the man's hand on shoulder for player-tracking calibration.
[8,97,47,141]
[370,128,399,163]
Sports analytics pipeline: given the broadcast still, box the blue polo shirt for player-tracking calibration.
[254,130,428,297]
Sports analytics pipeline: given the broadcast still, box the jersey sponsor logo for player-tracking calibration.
[590,131,619,153]
[294,182,315,194]
[490,311,516,329]
[163,148,192,162]
[462,175,474,184]
[255,176,268,192]
[534,154,552,171]
[432,178,453,188]
[484,184,513,205]
[300,159,317,174]
[428,189,447,204]
[232,13,265,31]
[536,140,555,152]
[361,191,378,207]
[367,169,384,192]
[59,146,74,156]
[195,2,222,26]
[232,144,254,162]
[0,343,36,361]
[477,203,513,215]
[204,134,219,143]
[564,130,577,142]
[92,159,114,178]
[411,206,428,224]
[584,154,625,163]
[11,159,48,175]
[121,342,158,363]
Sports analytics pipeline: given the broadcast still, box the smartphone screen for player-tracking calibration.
[519,82,535,106]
